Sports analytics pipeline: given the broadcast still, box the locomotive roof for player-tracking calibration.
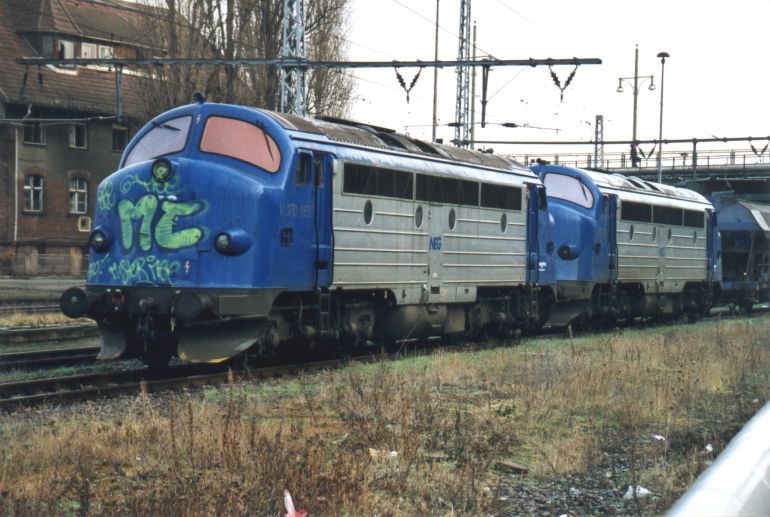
[579,169,709,204]
[265,110,526,173]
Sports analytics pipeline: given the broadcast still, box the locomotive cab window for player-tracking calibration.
[542,173,593,208]
[200,116,281,173]
[124,115,192,166]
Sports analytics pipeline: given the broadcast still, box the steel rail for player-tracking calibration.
[0,346,100,370]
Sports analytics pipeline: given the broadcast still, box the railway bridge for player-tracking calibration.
[498,136,770,189]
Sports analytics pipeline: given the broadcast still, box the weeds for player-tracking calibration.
[0,316,768,515]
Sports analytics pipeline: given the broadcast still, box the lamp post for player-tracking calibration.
[656,51,670,183]
[616,45,656,144]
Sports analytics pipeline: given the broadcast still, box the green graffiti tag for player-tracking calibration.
[117,194,204,252]
[87,253,111,280]
[156,200,204,249]
[118,195,158,251]
[120,173,180,196]
[108,255,182,286]
[97,182,115,211]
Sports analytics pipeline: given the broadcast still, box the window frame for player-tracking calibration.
[198,115,282,173]
[69,123,88,149]
[112,126,128,152]
[23,174,44,213]
[342,163,414,201]
[542,173,595,209]
[124,115,193,167]
[69,177,88,214]
[23,122,45,145]
[80,42,97,59]
[620,201,653,223]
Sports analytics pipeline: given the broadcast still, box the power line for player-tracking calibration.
[18,56,602,68]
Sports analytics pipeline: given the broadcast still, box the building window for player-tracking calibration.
[24,175,44,212]
[98,45,113,58]
[81,42,97,59]
[42,35,53,56]
[58,39,75,67]
[112,126,128,151]
[23,122,45,144]
[69,124,88,148]
[69,178,88,214]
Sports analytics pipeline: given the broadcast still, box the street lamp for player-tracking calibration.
[616,45,656,144]
[656,51,670,183]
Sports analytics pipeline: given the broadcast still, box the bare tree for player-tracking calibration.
[134,0,353,118]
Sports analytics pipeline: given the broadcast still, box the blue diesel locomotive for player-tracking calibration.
[531,164,720,326]
[61,101,555,365]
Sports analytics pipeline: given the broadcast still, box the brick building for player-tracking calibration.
[0,0,155,276]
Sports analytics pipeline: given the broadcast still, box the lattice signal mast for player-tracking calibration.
[453,0,471,147]
[279,0,307,115]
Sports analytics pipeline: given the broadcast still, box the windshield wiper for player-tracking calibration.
[150,120,181,131]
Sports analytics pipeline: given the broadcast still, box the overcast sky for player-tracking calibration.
[345,0,770,158]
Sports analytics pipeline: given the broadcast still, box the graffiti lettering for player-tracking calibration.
[108,256,181,286]
[117,194,204,251]
[87,253,111,280]
[120,173,180,196]
[97,182,115,211]
[156,200,203,249]
[118,196,158,251]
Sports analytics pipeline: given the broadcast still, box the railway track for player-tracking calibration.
[0,298,60,315]
[0,359,342,412]
[0,346,100,370]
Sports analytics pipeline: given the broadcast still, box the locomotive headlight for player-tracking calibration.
[152,158,173,183]
[213,228,252,256]
[215,233,231,251]
[88,226,113,252]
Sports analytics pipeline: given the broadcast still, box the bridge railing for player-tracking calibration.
[521,147,770,173]
[494,136,770,180]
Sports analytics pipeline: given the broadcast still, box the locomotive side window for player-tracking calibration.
[480,183,522,211]
[294,153,310,186]
[416,175,478,206]
[653,205,682,226]
[683,209,705,228]
[542,173,593,208]
[200,116,281,173]
[343,163,413,200]
[620,201,652,223]
[124,115,192,166]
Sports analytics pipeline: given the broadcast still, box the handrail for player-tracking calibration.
[666,400,770,516]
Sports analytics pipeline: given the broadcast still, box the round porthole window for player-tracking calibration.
[629,224,635,240]
[415,205,424,228]
[449,208,456,230]
[363,200,373,225]
[500,213,507,233]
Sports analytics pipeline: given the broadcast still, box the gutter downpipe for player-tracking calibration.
[667,401,770,516]
[13,125,19,242]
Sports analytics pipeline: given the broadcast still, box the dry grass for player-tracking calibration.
[0,312,87,329]
[1,316,768,515]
